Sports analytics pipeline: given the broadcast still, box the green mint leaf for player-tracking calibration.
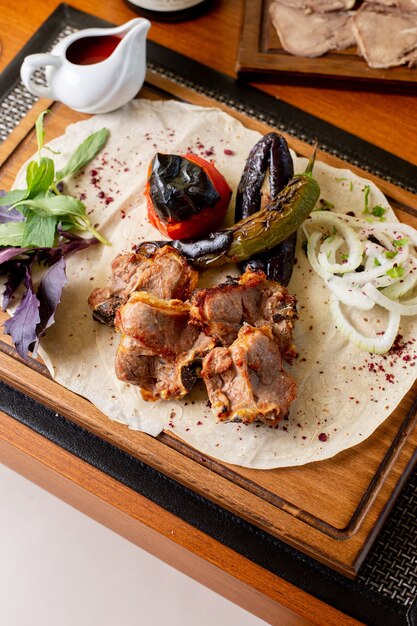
[387,266,405,279]
[0,189,27,207]
[385,250,398,259]
[26,157,55,197]
[56,128,109,181]
[341,253,349,260]
[59,221,79,233]
[374,257,381,266]
[372,205,386,218]
[21,213,57,247]
[392,237,408,248]
[15,195,87,218]
[0,221,25,246]
[35,111,49,153]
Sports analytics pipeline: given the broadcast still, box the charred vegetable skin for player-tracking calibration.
[145,153,232,240]
[235,132,293,218]
[168,150,319,269]
[235,132,295,285]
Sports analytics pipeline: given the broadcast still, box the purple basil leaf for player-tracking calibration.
[60,234,99,258]
[0,190,25,224]
[47,228,98,264]
[3,271,40,359]
[36,256,67,339]
[34,228,98,266]
[0,247,30,265]
[0,207,25,224]
[2,261,27,310]
[1,229,98,358]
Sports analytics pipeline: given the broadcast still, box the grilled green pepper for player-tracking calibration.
[170,149,319,268]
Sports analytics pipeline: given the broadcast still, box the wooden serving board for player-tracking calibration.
[236,0,417,87]
[1,72,417,578]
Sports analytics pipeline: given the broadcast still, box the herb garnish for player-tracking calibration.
[362,186,386,221]
[386,266,405,279]
[392,237,408,248]
[0,114,109,248]
[335,177,353,191]
[0,112,110,358]
[371,205,386,219]
[363,185,371,214]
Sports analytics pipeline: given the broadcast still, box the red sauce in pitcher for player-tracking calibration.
[66,35,122,65]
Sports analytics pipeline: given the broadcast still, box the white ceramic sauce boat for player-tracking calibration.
[20,18,151,114]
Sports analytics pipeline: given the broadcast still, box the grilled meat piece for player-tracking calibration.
[190,270,298,362]
[202,326,297,425]
[352,4,417,69]
[274,0,355,12]
[270,3,355,58]
[88,245,198,326]
[365,0,417,7]
[115,292,214,401]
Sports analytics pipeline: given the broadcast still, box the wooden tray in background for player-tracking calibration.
[1,73,417,578]
[236,0,417,86]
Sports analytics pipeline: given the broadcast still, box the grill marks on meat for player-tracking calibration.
[190,270,298,362]
[202,326,297,425]
[270,3,355,58]
[352,4,417,69]
[116,293,195,359]
[366,0,417,8]
[91,245,298,422]
[276,0,355,12]
[88,246,198,325]
[115,292,214,401]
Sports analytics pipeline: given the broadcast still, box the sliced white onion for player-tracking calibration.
[359,230,394,251]
[341,260,399,285]
[303,207,417,353]
[318,234,344,267]
[304,212,363,272]
[307,233,374,310]
[364,241,386,258]
[363,283,417,316]
[382,258,417,299]
[372,274,406,289]
[329,294,400,354]
[326,277,375,310]
[337,214,417,247]
[306,231,332,280]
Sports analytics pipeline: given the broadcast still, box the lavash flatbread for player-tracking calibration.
[12,99,417,469]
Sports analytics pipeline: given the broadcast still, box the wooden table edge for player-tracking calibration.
[0,410,362,626]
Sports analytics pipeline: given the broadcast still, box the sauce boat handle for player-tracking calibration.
[20,54,62,100]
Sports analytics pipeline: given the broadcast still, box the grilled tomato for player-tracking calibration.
[145,153,232,240]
